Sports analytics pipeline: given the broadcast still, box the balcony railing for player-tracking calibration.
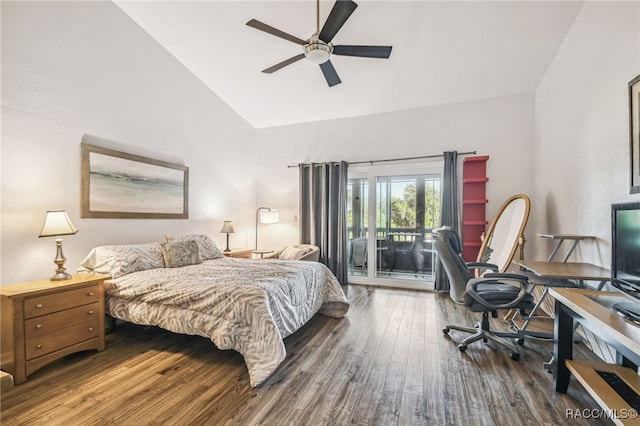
[347,227,436,279]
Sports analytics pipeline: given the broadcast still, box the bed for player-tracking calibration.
[78,234,349,387]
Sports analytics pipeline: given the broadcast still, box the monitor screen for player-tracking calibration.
[612,202,640,301]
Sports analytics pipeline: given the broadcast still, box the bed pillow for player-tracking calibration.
[279,245,311,260]
[165,233,224,260]
[78,242,164,278]
[161,240,202,268]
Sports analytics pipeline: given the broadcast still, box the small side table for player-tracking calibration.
[252,250,274,259]
[537,234,596,262]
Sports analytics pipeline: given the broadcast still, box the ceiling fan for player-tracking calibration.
[246,0,392,87]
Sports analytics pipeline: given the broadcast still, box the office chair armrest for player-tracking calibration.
[465,275,530,310]
[482,272,530,282]
[466,262,499,272]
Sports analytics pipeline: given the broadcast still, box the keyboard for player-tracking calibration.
[613,302,640,325]
[596,370,640,411]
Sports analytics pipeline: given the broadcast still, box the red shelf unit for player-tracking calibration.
[462,156,489,262]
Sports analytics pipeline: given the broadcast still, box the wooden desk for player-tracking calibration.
[511,261,611,341]
[552,288,640,425]
[515,260,610,286]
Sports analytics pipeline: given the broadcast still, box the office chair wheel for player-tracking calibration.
[516,338,525,346]
[458,345,467,353]
[510,352,520,361]
[442,327,450,335]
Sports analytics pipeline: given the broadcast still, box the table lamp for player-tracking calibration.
[220,220,235,252]
[39,209,78,280]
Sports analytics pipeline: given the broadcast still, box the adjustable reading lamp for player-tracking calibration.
[255,207,279,249]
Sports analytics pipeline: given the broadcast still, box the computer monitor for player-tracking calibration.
[611,202,640,323]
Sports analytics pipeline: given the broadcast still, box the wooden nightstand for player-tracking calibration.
[0,273,109,384]
[223,248,253,258]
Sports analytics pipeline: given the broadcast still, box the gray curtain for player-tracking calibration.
[435,151,459,292]
[299,162,349,283]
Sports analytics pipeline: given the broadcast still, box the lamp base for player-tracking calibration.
[50,272,72,281]
[50,238,71,281]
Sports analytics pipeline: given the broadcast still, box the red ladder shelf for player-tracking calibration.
[462,156,489,262]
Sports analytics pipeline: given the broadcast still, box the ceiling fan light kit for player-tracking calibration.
[246,0,392,87]
[304,37,332,64]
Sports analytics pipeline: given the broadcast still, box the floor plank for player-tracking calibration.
[0,285,609,425]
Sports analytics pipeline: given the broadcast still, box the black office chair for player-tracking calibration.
[433,226,535,360]
[380,237,396,271]
[410,235,426,274]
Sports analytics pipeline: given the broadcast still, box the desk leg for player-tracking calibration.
[554,301,574,393]
[561,240,580,262]
[547,240,564,261]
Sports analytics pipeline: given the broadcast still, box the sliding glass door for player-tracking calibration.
[347,162,442,289]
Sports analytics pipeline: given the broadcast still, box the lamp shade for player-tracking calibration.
[220,220,235,234]
[39,210,78,238]
[255,207,279,249]
[259,210,279,224]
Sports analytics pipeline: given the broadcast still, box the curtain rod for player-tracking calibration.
[287,150,477,168]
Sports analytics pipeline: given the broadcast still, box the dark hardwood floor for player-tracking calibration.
[0,285,607,425]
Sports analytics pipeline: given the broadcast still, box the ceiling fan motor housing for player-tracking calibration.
[304,39,332,64]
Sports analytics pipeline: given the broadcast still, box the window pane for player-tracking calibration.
[347,178,368,240]
[424,175,441,230]
[347,178,368,276]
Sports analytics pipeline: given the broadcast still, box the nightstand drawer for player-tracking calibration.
[25,319,100,360]
[24,285,100,318]
[24,302,101,338]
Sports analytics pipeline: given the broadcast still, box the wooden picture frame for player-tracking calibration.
[630,74,640,194]
[81,143,189,219]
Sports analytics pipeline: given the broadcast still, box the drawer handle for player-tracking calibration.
[88,292,94,296]
[35,303,43,309]
[36,324,43,329]
[88,310,94,315]
[36,344,43,349]
[88,327,94,332]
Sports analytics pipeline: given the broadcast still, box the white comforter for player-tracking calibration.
[104,257,349,387]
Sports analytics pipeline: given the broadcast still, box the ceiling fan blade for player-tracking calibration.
[246,19,307,45]
[333,45,392,59]
[262,54,306,74]
[318,0,358,43]
[319,60,341,87]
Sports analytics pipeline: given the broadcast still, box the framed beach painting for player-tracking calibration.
[81,143,189,219]
[630,74,640,194]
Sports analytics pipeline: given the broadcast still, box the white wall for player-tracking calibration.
[5,1,635,287]
[255,93,536,251]
[1,1,256,284]
[533,1,640,267]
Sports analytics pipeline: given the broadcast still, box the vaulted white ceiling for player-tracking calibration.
[114,1,583,129]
